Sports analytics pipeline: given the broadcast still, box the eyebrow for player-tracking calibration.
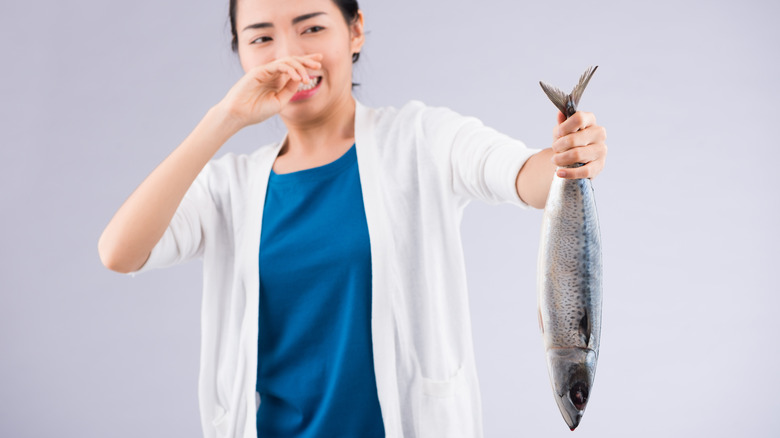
[242,12,326,32]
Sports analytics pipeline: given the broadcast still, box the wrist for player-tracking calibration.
[207,103,246,136]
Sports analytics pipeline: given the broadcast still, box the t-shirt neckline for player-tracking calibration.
[269,143,356,184]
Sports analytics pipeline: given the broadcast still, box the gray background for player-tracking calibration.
[1,0,778,436]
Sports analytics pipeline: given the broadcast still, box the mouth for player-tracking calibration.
[297,76,321,91]
[290,76,322,102]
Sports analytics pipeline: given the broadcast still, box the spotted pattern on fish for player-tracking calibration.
[538,175,602,351]
[537,65,602,431]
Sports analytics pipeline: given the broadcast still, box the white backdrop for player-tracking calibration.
[1,0,778,436]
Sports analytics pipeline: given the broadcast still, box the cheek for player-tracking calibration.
[239,57,252,74]
[237,48,253,72]
[309,36,351,65]
[239,51,270,74]
[320,48,353,76]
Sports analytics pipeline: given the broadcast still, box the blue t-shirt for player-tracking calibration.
[256,143,385,437]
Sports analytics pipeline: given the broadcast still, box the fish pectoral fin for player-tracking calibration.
[578,312,591,347]
[538,307,545,334]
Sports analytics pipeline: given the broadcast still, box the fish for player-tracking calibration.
[537,66,603,431]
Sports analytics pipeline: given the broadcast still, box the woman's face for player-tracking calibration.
[235,0,364,122]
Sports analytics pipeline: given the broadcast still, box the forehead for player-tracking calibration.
[236,0,338,26]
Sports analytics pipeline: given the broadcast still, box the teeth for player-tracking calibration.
[297,76,320,91]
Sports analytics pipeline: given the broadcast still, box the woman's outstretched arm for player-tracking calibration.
[516,111,607,209]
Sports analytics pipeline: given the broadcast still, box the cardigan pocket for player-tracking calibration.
[418,364,475,437]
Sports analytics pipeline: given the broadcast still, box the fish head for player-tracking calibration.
[545,347,598,430]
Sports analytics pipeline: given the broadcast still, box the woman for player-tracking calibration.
[98,0,607,436]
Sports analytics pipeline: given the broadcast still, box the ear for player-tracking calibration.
[349,10,365,54]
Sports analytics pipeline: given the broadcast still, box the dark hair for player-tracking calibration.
[229,0,361,64]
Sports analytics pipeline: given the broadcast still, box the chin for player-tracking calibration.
[283,93,347,120]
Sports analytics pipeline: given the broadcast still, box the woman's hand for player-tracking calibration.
[551,111,608,179]
[215,54,323,129]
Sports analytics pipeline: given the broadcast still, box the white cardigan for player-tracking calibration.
[128,98,541,438]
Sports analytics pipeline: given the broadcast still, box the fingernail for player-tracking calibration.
[557,169,567,178]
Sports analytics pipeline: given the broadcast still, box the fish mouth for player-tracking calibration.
[557,397,583,430]
[546,348,597,430]
[557,381,588,430]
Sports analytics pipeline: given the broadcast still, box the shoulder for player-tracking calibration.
[361,99,476,137]
[212,142,280,170]
[366,99,437,121]
[196,141,280,187]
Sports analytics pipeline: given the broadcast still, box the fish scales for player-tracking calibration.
[539,176,602,352]
[537,66,603,431]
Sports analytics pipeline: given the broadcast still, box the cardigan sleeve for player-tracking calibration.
[416,101,543,208]
[125,160,221,277]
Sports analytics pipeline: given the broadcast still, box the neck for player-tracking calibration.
[279,93,356,157]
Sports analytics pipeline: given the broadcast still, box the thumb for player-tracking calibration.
[553,111,566,140]
[276,77,301,106]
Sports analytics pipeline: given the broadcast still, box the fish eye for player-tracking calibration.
[569,382,589,410]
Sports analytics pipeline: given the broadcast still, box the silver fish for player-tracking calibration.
[537,66,603,431]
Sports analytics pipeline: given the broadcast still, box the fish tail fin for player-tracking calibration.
[570,65,598,108]
[540,66,598,119]
[539,81,569,116]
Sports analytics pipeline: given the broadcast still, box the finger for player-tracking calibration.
[271,63,301,82]
[282,58,311,83]
[300,57,322,70]
[552,142,605,167]
[292,55,324,80]
[277,76,302,104]
[300,53,324,65]
[556,157,605,180]
[551,128,587,153]
[553,112,566,140]
[557,111,596,138]
[551,124,606,153]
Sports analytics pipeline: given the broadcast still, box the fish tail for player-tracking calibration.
[539,81,569,116]
[540,66,598,119]
[570,66,598,108]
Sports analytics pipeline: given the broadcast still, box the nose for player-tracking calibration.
[273,35,305,61]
